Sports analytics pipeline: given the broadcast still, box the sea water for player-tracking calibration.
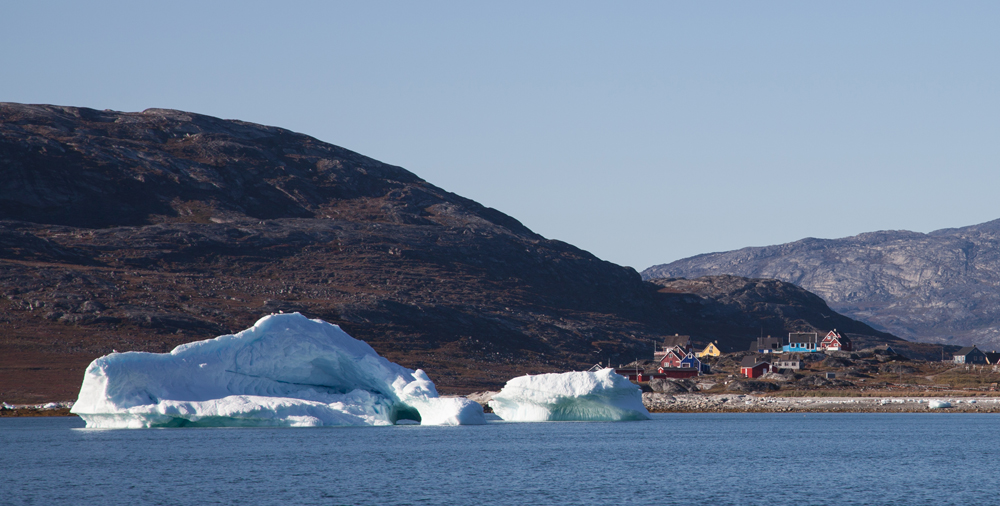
[2,413,997,506]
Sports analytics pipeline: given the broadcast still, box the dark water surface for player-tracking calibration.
[2,413,996,505]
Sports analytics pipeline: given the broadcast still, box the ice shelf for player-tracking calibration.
[71,313,485,428]
[488,369,650,422]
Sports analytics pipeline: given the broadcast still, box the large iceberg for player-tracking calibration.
[488,369,650,422]
[71,313,485,428]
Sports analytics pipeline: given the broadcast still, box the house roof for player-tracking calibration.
[751,337,783,351]
[956,346,982,356]
[661,346,687,359]
[661,334,691,348]
[788,332,818,344]
[614,367,644,374]
[740,356,770,368]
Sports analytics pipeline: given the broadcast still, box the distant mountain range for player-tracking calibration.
[0,103,907,402]
[643,220,1000,349]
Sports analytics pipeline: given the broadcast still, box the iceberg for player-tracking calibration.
[488,369,650,422]
[71,313,485,428]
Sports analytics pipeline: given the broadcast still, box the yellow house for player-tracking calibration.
[696,341,722,358]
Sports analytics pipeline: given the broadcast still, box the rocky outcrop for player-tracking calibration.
[643,221,1000,348]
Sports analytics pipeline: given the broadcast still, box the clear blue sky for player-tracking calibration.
[3,2,999,270]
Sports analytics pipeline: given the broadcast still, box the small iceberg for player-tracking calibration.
[71,313,485,428]
[928,400,952,409]
[488,369,650,422]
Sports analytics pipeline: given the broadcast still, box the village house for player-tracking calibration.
[819,330,853,352]
[771,358,803,370]
[783,332,820,353]
[740,356,771,378]
[697,341,722,358]
[953,345,987,365]
[751,336,784,354]
[656,367,699,379]
[614,366,646,382]
[653,334,692,364]
[681,352,710,374]
[615,365,677,382]
[656,346,708,374]
[614,363,698,382]
[657,346,688,369]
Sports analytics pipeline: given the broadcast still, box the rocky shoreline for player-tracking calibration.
[643,393,1000,413]
[8,394,1000,417]
[0,401,74,417]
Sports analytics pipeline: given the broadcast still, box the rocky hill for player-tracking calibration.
[643,221,1000,348]
[0,103,907,402]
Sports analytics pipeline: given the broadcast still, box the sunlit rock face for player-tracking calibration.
[488,369,650,422]
[71,313,485,428]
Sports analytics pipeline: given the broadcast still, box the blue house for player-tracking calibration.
[783,332,819,352]
[678,353,710,374]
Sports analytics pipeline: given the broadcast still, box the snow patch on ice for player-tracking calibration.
[71,313,485,428]
[488,369,650,422]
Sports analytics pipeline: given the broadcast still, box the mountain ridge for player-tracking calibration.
[643,219,1000,347]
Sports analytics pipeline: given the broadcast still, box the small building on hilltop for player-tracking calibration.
[953,345,987,365]
[740,356,772,378]
[784,332,819,353]
[819,330,852,352]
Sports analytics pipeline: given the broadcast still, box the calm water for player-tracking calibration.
[2,413,997,506]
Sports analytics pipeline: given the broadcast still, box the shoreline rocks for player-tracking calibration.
[643,393,1000,413]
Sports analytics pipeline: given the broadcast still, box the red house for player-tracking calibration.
[614,367,647,382]
[653,335,692,364]
[819,330,852,352]
[657,346,688,369]
[740,356,771,378]
[656,367,699,379]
